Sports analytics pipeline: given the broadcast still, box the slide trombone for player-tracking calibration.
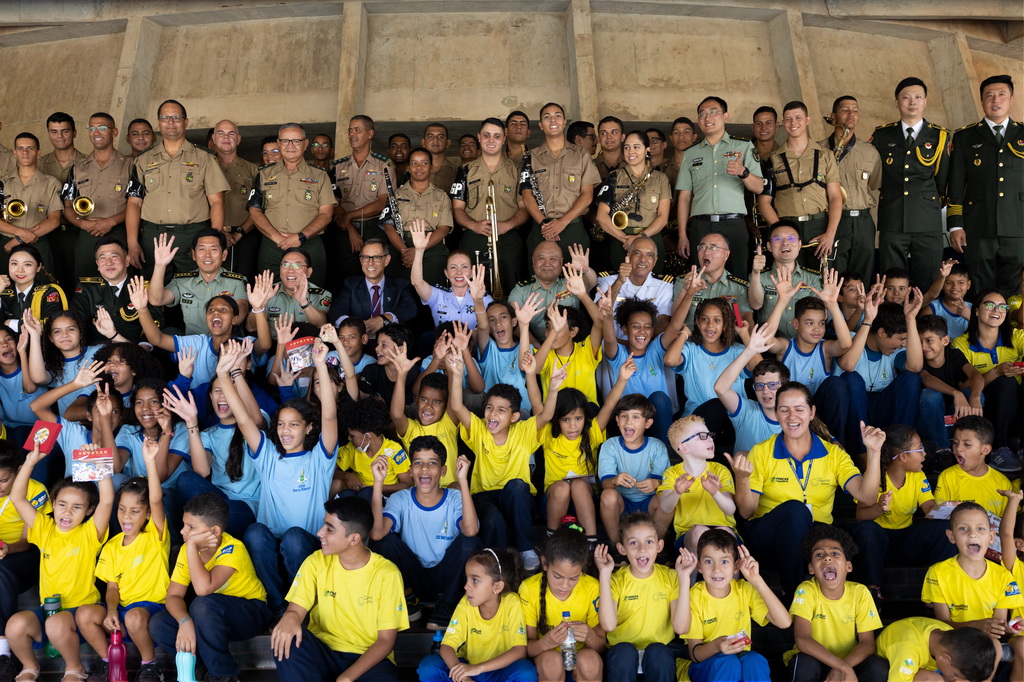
[485,181,503,299]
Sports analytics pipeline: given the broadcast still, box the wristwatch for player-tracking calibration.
[298,233,308,244]
[740,167,751,179]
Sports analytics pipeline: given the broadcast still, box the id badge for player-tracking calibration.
[806,502,813,515]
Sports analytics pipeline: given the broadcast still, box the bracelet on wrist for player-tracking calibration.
[161,432,173,438]
[251,307,265,314]
[299,301,311,309]
[187,424,198,432]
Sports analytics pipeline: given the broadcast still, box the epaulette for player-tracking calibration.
[257,163,273,171]
[222,271,245,281]
[0,289,11,297]
[332,156,351,166]
[597,271,611,278]
[309,286,326,295]
[727,274,749,286]
[730,135,751,142]
[926,122,950,133]
[955,122,982,133]
[78,277,103,284]
[874,122,899,130]
[654,273,674,283]
[516,276,536,287]
[434,284,452,293]
[173,270,198,279]
[371,152,390,162]
[802,267,821,275]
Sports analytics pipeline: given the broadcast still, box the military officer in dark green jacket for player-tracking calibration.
[871,77,951,289]
[947,74,1023,296]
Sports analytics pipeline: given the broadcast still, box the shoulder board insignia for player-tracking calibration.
[954,122,982,133]
[803,267,821,275]
[655,274,674,283]
[598,271,611,278]
[309,286,325,295]
[727,274,749,286]
[0,290,11,297]
[371,152,389,162]
[730,135,751,142]
[874,122,899,130]
[434,284,452,293]
[516,277,536,288]
[79,277,103,284]
[222,271,245,280]
[173,271,198,278]
[257,163,273,171]
[926,122,950,133]
[333,156,351,165]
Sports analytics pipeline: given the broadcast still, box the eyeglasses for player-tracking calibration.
[893,447,926,460]
[754,381,782,391]
[310,142,331,149]
[86,126,111,133]
[697,108,722,119]
[278,139,305,147]
[771,235,799,244]
[280,262,305,270]
[696,243,726,253]
[359,254,386,263]
[681,431,715,444]
[158,115,184,123]
[981,301,1011,312]
[262,149,280,156]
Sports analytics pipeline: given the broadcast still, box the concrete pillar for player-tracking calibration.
[109,16,162,155]
[928,31,982,128]
[335,1,368,156]
[768,10,824,136]
[566,0,598,124]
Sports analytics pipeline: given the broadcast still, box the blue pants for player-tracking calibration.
[0,548,39,631]
[605,641,682,682]
[787,652,889,682]
[917,388,952,449]
[276,628,400,682]
[335,486,375,502]
[689,651,770,682]
[473,479,534,552]
[417,654,537,682]
[371,532,479,607]
[813,377,849,448]
[650,391,674,446]
[742,500,814,600]
[149,594,270,677]
[175,470,257,538]
[851,518,956,588]
[842,370,921,453]
[243,523,320,613]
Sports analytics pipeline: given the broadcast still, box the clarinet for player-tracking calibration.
[521,152,550,223]
[383,167,403,237]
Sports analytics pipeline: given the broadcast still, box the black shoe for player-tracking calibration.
[427,601,455,631]
[0,655,20,682]
[406,594,422,622]
[990,446,1022,476]
[135,661,164,682]
[87,660,109,682]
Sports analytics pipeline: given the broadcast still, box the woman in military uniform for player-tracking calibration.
[594,131,672,273]
[0,243,66,327]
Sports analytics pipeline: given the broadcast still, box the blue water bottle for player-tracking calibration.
[175,651,197,682]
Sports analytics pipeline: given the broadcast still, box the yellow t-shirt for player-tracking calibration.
[681,579,769,648]
[443,593,528,665]
[876,617,951,682]
[0,478,50,544]
[461,415,539,495]
[96,524,170,605]
[286,550,409,656]
[783,579,882,665]
[539,420,605,489]
[607,564,679,649]
[401,413,459,486]
[953,328,1024,384]
[922,556,1023,622]
[870,471,934,530]
[656,462,736,535]
[748,434,862,523]
[933,464,1011,517]
[540,336,602,405]
[518,572,600,651]
[28,512,107,608]
[170,532,266,603]
[336,437,409,487]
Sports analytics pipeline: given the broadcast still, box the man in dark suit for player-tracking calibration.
[948,74,1023,296]
[871,77,951,289]
[327,238,417,333]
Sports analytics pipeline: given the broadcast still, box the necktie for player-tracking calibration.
[18,292,26,310]
[905,127,915,147]
[371,284,382,317]
[994,124,1004,144]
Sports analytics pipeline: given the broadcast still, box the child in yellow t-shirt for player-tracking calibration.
[520,524,605,682]
[5,443,114,682]
[332,397,411,499]
[934,415,1011,516]
[999,489,1024,682]
[682,530,791,682]
[655,415,737,559]
[148,493,271,680]
[595,512,696,682]
[785,524,886,682]
[390,356,459,487]
[418,547,535,682]
[76,438,170,681]
[876,616,999,682]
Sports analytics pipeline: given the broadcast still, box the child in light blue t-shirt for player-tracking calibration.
[921,260,972,340]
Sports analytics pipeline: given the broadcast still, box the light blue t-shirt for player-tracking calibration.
[115,422,191,487]
[597,436,670,502]
[845,347,907,393]
[0,367,46,428]
[55,416,93,478]
[673,342,748,415]
[174,334,257,389]
[382,487,464,568]
[477,339,531,412]
[928,299,971,340]
[424,287,492,329]
[201,422,263,514]
[49,345,102,419]
[782,339,831,394]
[247,432,336,537]
[727,398,781,454]
[604,335,672,398]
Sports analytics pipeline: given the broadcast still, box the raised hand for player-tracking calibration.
[617,255,632,282]
[73,359,105,388]
[274,312,296,345]
[20,310,41,337]
[126,275,149,310]
[455,454,471,482]
[95,306,117,340]
[445,350,465,374]
[675,547,697,577]
[141,436,160,464]
[319,322,340,345]
[618,353,637,382]
[467,264,487,302]
[512,292,544,328]
[390,344,420,376]
[568,244,590,273]
[860,422,885,454]
[311,339,328,365]
[594,544,615,575]
[163,385,199,427]
[562,264,587,298]
[0,275,9,292]
[938,258,955,279]
[903,287,924,318]
[153,233,178,267]
[409,218,430,250]
[684,265,707,296]
[723,451,753,479]
[247,269,278,311]
[751,244,766,275]
[370,454,389,484]
[94,383,114,419]
[177,345,198,379]
[549,363,568,392]
[812,268,843,306]
[216,339,241,374]
[770,265,800,300]
[736,544,760,581]
[519,347,536,374]
[450,320,471,354]
[547,301,567,334]
[746,323,776,355]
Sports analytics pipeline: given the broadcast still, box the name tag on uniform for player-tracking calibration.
[861,171,870,180]
[691,157,704,168]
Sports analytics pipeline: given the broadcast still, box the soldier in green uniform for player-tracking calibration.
[423,124,458,193]
[870,77,951,289]
[0,244,66,326]
[39,112,87,290]
[507,241,596,342]
[126,99,230,281]
[0,133,63,272]
[332,115,394,270]
[70,235,164,344]
[248,123,336,280]
[749,221,822,339]
[948,74,1023,296]
[379,147,452,286]
[451,118,530,294]
[248,248,331,340]
[61,113,132,281]
[211,119,260,282]
[145,228,249,335]
[671,232,752,329]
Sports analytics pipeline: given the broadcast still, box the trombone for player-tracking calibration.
[73,196,94,217]
[485,181,503,299]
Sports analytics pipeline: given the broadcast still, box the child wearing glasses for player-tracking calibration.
[748,222,823,340]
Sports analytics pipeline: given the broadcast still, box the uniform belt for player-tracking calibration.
[843,209,865,217]
[691,213,743,222]
[784,211,827,222]
[143,220,211,230]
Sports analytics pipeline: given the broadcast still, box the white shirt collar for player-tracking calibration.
[365,276,386,295]
[107,276,127,296]
[984,117,1010,134]
[902,119,925,138]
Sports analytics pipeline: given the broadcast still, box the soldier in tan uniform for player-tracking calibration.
[61,113,132,280]
[818,96,882,281]
[248,123,336,281]
[566,120,597,156]
[423,123,458,193]
[308,134,333,172]
[520,102,601,266]
[387,133,411,180]
[124,119,155,159]
[0,133,63,271]
[380,147,452,286]
[458,134,480,164]
[757,101,843,271]
[504,111,531,166]
[332,115,394,270]
[750,106,782,235]
[211,119,259,281]
[451,118,530,293]
[595,116,625,180]
[646,128,668,171]
[39,112,87,289]
[126,99,229,280]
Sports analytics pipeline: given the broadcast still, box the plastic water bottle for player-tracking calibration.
[559,611,576,671]
[175,651,197,682]
[107,630,128,682]
[42,595,62,659]
[430,630,444,655]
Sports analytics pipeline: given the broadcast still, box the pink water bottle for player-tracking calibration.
[107,630,128,682]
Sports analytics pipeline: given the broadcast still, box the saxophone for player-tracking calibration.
[610,167,652,231]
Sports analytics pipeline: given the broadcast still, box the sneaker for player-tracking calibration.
[427,602,455,631]
[521,549,540,572]
[406,594,422,622]
[0,655,21,682]
[989,446,1022,476]
[87,661,109,682]
[135,662,164,682]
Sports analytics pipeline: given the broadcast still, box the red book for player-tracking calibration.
[23,420,62,454]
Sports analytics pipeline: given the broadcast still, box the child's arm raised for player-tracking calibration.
[812,269,854,356]
[1000,489,1023,574]
[920,259,954,309]
[368,456,394,541]
[319,324,358,402]
[127,275,175,352]
[312,339,338,453]
[902,288,925,373]
[451,320,484,394]
[412,332,450,396]
[564,264,603,355]
[596,354,636,431]
[388,343,421,438]
[15,329,37,393]
[536,364,567,432]
[843,423,884,506]
[267,311,295,387]
[520,344,543,417]
[230,338,267,428]
[10,445,45,528]
[511,292,544,354]
[216,340,263,453]
[21,311,51,386]
[88,443,115,541]
[30,359,105,422]
[669,265,706,334]
[445,352,472,430]
[714,324,776,415]
[737,544,791,628]
[246,270,276,356]
[662,322,692,368]
[469,264,491,356]
[837,281,881,372]
[455,455,479,536]
[595,544,618,633]
[671,547,697,635]
[141,435,166,541]
[163,386,204,476]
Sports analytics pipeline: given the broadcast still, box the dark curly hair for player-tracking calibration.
[269,398,320,456]
[801,523,857,564]
[693,297,736,348]
[41,309,90,384]
[537,523,589,634]
[341,398,390,437]
[93,342,163,385]
[613,297,657,334]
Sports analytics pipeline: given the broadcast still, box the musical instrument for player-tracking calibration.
[824,115,851,205]
[484,181,504,299]
[3,198,25,221]
[803,238,839,274]
[73,196,94,217]
[520,152,549,222]
[610,167,651,231]
[382,167,403,237]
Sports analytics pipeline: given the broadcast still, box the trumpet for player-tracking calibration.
[803,238,840,275]
[4,198,26,220]
[485,181,503,299]
[73,196,94,217]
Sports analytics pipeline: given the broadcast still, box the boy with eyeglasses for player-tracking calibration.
[749,221,823,339]
[713,326,788,454]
